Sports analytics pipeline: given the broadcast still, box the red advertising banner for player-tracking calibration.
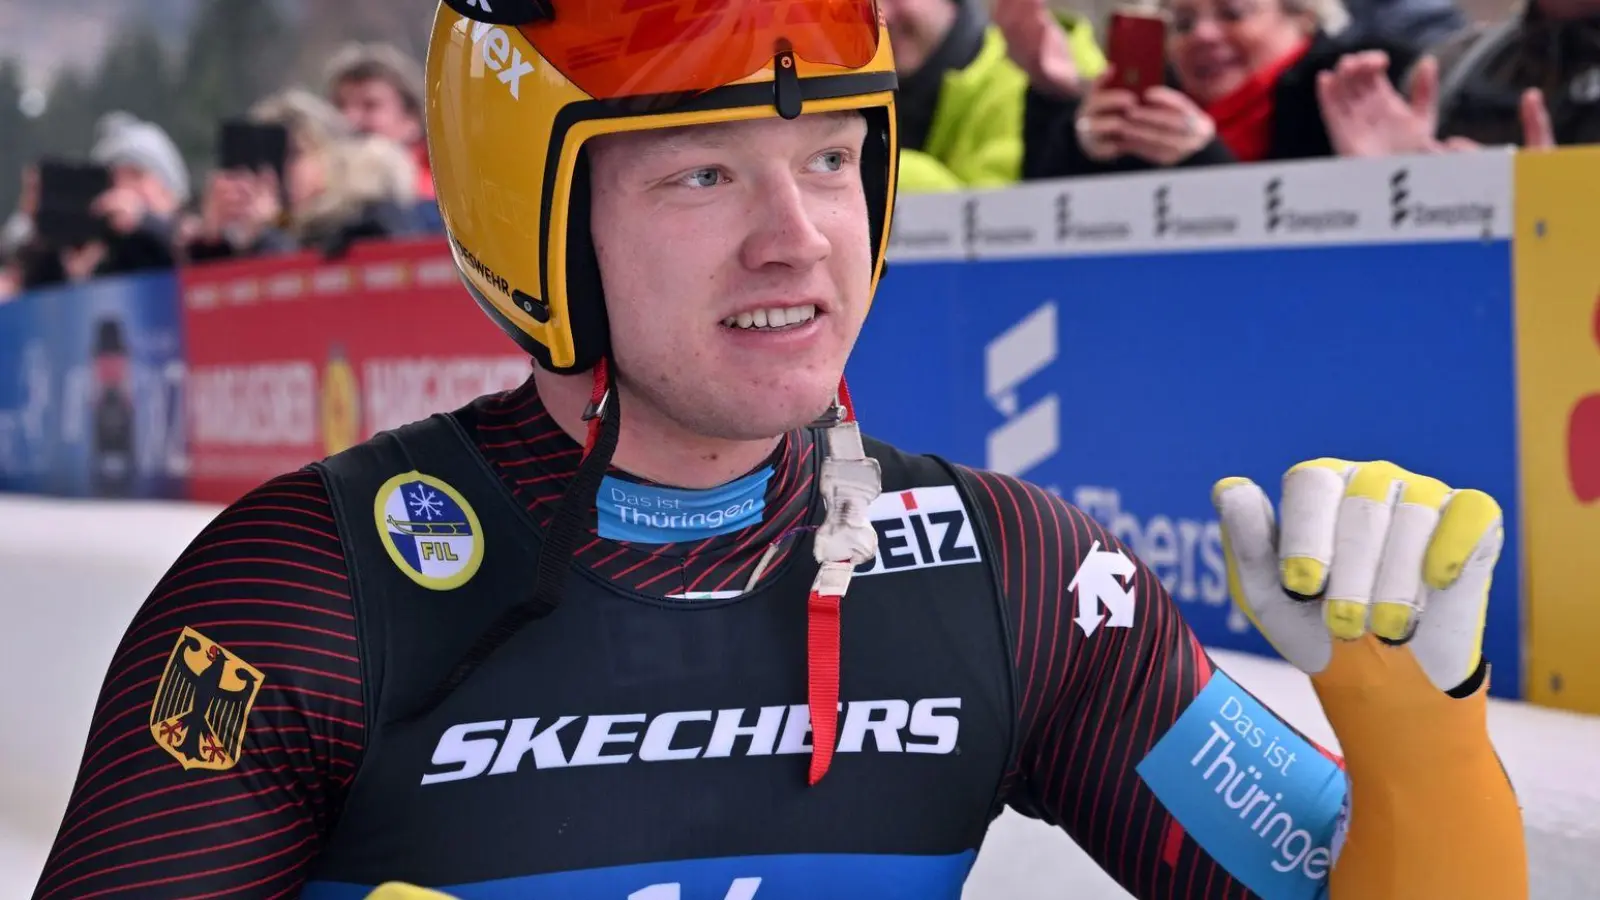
[179,237,531,505]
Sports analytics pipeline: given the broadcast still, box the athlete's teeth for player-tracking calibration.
[721,305,819,329]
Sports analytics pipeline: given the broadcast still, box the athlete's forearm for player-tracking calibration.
[1318,655,1527,899]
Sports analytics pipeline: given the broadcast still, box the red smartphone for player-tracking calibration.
[1106,9,1168,95]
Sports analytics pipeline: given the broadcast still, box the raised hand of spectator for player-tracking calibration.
[1435,87,1556,153]
[993,0,1081,97]
[1,167,39,255]
[1074,72,1139,161]
[18,166,39,219]
[200,171,239,239]
[201,169,283,248]
[1519,88,1556,149]
[241,168,285,231]
[1074,75,1216,166]
[61,241,106,283]
[92,185,149,235]
[1118,86,1217,166]
[1317,52,1440,158]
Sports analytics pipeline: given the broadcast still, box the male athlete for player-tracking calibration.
[32,1,1528,898]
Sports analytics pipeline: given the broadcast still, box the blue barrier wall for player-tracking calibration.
[0,272,187,500]
[852,239,1522,698]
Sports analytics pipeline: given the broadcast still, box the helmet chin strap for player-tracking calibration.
[805,377,883,784]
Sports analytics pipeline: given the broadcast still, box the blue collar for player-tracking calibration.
[596,467,773,543]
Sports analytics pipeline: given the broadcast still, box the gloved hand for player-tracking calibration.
[1212,458,1527,898]
[362,884,459,900]
[1212,457,1499,691]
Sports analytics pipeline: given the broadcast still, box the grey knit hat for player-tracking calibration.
[90,112,191,204]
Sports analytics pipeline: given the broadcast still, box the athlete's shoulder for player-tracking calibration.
[946,464,1134,594]
[319,409,465,476]
[860,434,949,479]
[853,428,1106,545]
[166,467,354,620]
[949,464,1090,532]
[128,466,362,759]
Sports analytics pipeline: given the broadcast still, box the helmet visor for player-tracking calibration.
[517,0,881,103]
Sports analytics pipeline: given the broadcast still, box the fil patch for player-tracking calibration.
[149,628,265,772]
[375,471,485,590]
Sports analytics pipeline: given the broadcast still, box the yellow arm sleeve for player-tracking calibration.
[1315,641,1528,899]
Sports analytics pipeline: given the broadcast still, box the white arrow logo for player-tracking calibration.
[631,878,761,900]
[984,302,1059,478]
[1069,540,1137,637]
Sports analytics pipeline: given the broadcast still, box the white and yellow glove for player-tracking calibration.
[1213,458,1527,900]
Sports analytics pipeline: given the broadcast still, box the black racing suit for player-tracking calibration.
[32,374,1346,900]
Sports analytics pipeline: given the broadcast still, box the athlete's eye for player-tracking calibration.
[678,167,725,188]
[810,150,851,173]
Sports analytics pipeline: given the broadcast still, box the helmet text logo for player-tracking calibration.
[467,19,534,99]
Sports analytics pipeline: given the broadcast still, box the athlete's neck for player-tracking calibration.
[533,367,783,490]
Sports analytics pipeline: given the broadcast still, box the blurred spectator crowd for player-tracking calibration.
[3,0,1599,301]
[0,43,434,299]
[894,0,1591,184]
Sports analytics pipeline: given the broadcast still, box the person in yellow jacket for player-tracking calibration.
[883,0,1106,192]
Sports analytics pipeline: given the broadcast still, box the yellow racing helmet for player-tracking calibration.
[425,0,901,373]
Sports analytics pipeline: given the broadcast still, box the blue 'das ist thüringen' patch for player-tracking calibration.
[1136,670,1346,900]
[597,467,772,543]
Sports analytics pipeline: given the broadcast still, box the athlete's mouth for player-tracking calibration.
[719,303,819,331]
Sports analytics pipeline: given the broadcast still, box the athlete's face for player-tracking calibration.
[587,111,874,442]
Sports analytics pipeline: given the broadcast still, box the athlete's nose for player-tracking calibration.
[739,174,831,272]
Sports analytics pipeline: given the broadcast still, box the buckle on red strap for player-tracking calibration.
[582,388,611,423]
[804,376,878,786]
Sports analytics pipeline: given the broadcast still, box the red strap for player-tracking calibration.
[581,358,610,458]
[1161,819,1186,868]
[806,589,842,785]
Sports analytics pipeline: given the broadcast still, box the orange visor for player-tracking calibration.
[517,0,882,102]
